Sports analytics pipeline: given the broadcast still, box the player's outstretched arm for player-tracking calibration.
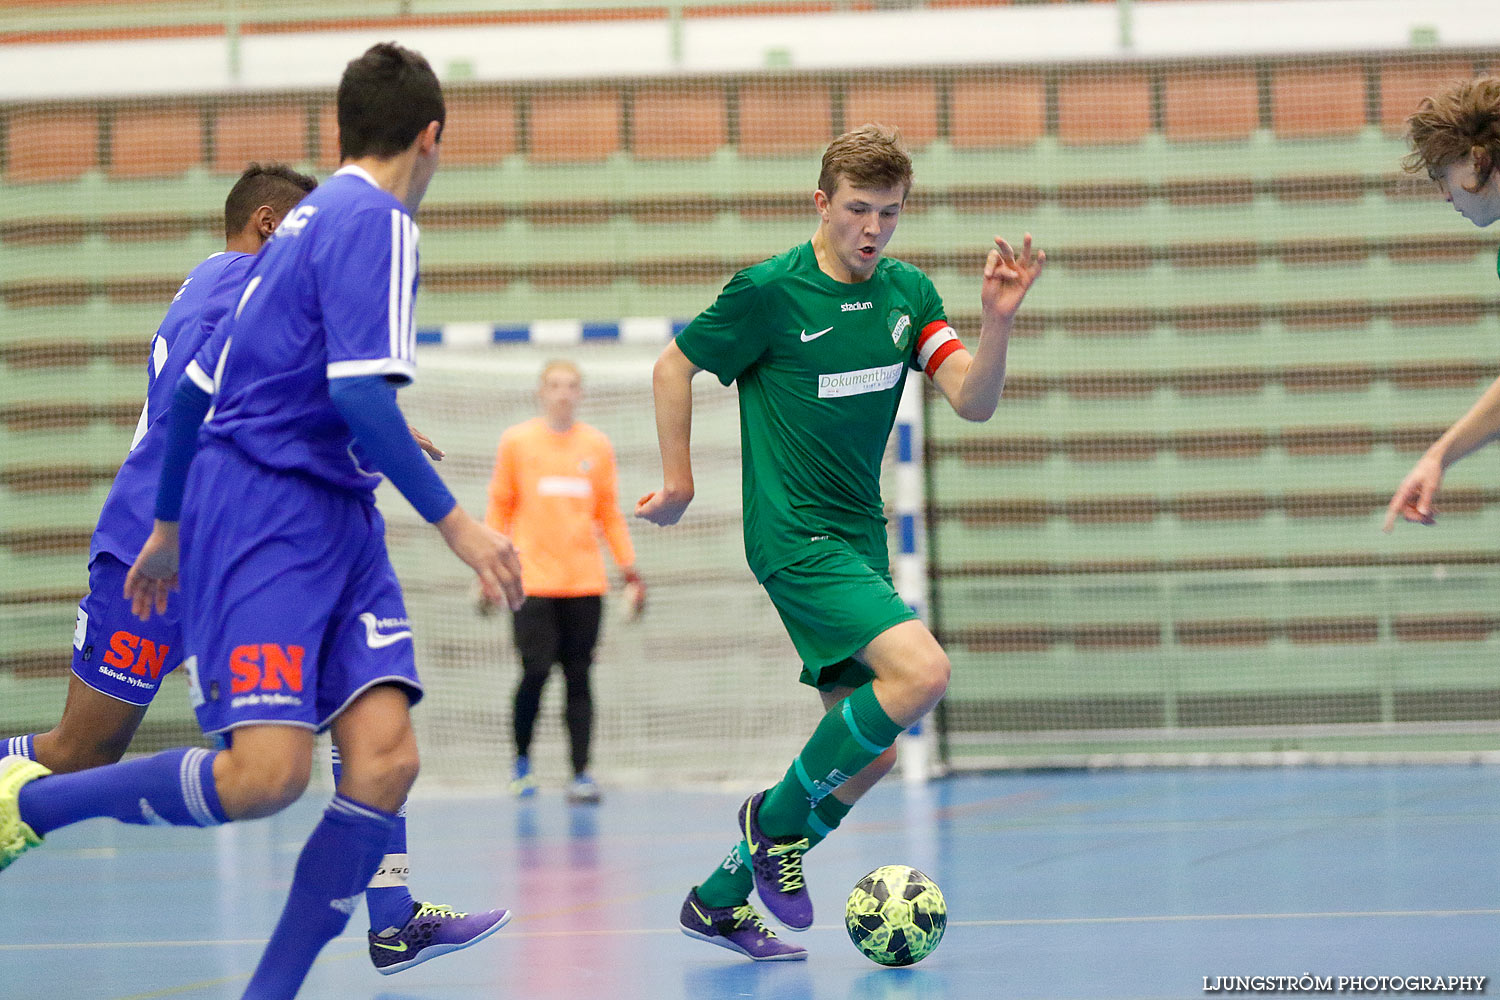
[329,374,525,608]
[436,507,525,610]
[124,522,180,620]
[123,371,214,619]
[1384,459,1442,531]
[636,341,701,526]
[932,234,1045,422]
[1384,372,1500,531]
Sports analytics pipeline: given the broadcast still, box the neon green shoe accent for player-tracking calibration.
[0,755,50,872]
[729,903,778,938]
[764,837,810,894]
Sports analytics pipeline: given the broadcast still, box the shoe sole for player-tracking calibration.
[374,909,513,976]
[679,926,807,962]
[740,795,813,933]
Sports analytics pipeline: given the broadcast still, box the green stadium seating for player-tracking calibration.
[7,50,1500,750]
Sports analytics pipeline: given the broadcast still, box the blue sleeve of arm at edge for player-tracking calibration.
[329,374,457,524]
[153,375,213,522]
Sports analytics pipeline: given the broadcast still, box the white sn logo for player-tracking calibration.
[800,326,833,343]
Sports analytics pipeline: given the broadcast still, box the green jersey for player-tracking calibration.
[676,241,952,582]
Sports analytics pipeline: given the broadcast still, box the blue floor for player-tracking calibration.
[2,767,1496,1000]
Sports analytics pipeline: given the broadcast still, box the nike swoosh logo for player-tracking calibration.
[800,326,833,342]
[359,612,412,649]
[371,940,408,952]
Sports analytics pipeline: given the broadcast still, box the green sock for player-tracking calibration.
[805,793,853,846]
[695,842,754,908]
[759,683,903,838]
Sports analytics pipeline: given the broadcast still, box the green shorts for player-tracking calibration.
[761,542,917,691]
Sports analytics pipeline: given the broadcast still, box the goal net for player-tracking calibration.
[384,346,828,787]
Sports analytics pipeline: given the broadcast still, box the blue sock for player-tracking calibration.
[332,746,415,934]
[5,735,37,761]
[243,794,396,1000]
[18,746,226,835]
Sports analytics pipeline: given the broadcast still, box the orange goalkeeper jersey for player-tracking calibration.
[485,418,636,598]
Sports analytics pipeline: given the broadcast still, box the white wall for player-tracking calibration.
[0,0,1494,101]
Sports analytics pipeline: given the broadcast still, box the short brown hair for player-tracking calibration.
[818,124,913,199]
[1403,76,1500,189]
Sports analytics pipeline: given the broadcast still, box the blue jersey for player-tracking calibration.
[90,251,256,566]
[187,166,419,496]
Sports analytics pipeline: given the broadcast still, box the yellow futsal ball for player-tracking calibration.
[845,864,947,966]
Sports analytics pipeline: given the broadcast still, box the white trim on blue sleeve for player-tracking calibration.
[386,209,419,367]
[184,358,215,393]
[388,209,402,363]
[327,358,417,383]
[403,217,417,363]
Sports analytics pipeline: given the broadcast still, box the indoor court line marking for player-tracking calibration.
[13,907,1500,955]
[114,978,243,1000]
[1187,783,1495,866]
[958,908,1500,927]
[838,789,1053,832]
[1012,831,1164,870]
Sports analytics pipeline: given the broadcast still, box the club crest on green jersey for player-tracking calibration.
[888,309,912,351]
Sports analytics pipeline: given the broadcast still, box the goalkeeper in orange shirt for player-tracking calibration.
[484,359,645,802]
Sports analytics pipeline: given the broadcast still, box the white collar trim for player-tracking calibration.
[333,164,381,189]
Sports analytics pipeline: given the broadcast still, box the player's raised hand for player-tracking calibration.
[437,507,525,610]
[635,486,693,527]
[981,233,1045,321]
[1384,456,1442,532]
[408,424,445,461]
[124,521,180,620]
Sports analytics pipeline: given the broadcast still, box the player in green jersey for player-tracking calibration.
[636,124,1045,959]
[1386,77,1500,531]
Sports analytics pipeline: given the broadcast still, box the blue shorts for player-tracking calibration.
[179,442,423,738]
[71,553,184,706]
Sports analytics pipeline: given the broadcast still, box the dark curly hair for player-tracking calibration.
[1403,76,1500,191]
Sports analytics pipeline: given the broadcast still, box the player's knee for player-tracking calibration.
[37,728,130,773]
[906,649,951,713]
[518,664,551,691]
[39,734,128,773]
[343,740,420,809]
[372,744,421,798]
[219,753,312,819]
